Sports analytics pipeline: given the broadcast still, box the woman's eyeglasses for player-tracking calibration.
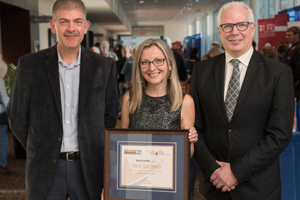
[139,58,166,68]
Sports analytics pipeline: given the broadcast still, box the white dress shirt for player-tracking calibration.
[224,47,254,101]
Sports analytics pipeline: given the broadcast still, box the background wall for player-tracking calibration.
[164,23,188,44]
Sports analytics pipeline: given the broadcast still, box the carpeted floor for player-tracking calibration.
[1,124,206,200]
[0,131,26,200]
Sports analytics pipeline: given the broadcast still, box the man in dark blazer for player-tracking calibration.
[189,2,294,200]
[284,26,300,101]
[7,0,118,199]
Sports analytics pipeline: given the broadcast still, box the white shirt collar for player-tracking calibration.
[57,45,81,67]
[225,46,254,67]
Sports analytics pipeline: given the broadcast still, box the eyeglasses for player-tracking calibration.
[139,58,166,68]
[286,33,294,37]
[219,22,253,33]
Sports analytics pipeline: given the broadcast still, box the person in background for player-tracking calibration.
[276,42,289,62]
[200,47,225,61]
[172,41,185,59]
[0,58,11,174]
[211,41,220,49]
[116,44,123,59]
[7,0,119,199]
[172,41,181,53]
[200,54,210,61]
[188,47,200,77]
[182,47,200,93]
[121,47,136,92]
[100,40,119,61]
[260,46,277,60]
[208,46,225,58]
[95,42,101,50]
[284,26,300,101]
[90,46,100,54]
[109,46,117,54]
[172,42,187,82]
[190,1,294,199]
[116,47,128,118]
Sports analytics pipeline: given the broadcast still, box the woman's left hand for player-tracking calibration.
[185,127,198,143]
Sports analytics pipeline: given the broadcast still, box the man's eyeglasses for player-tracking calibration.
[139,58,166,68]
[286,33,294,37]
[219,22,253,33]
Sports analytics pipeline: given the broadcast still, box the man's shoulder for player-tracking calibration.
[198,53,224,66]
[292,42,300,52]
[254,51,291,71]
[20,47,54,62]
[86,49,115,67]
[193,53,224,74]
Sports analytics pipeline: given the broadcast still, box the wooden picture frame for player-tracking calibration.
[104,129,190,200]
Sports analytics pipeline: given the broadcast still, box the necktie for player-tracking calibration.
[225,59,240,121]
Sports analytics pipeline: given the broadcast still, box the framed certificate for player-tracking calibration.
[104,129,190,200]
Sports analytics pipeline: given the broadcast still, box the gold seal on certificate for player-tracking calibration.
[119,143,175,189]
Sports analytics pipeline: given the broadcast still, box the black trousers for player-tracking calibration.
[45,159,90,200]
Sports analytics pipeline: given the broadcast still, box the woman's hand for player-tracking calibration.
[184,126,198,143]
[189,127,198,143]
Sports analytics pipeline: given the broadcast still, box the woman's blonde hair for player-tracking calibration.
[129,38,183,114]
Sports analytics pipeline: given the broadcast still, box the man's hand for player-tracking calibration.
[209,161,239,192]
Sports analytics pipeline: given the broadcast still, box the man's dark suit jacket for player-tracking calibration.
[283,41,300,100]
[189,50,295,200]
[7,45,119,200]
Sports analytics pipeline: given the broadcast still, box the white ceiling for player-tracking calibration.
[48,0,230,33]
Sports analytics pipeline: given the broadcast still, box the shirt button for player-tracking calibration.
[67,85,70,88]
[66,120,69,124]
[66,103,69,106]
[66,138,68,141]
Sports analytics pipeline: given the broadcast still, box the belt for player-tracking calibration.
[60,152,80,161]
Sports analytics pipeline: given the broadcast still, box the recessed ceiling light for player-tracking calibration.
[139,0,145,3]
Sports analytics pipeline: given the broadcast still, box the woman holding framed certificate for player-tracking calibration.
[121,38,198,154]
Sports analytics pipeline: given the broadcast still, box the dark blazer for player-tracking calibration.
[7,45,119,200]
[189,50,295,200]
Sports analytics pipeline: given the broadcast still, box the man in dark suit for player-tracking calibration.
[7,0,118,199]
[284,26,300,101]
[189,2,294,200]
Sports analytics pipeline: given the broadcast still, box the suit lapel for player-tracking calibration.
[231,51,262,121]
[213,54,229,122]
[44,45,63,127]
[78,47,95,121]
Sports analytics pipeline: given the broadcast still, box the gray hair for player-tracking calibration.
[52,0,87,21]
[217,1,254,26]
[101,40,110,48]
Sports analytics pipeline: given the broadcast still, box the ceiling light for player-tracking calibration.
[139,0,145,3]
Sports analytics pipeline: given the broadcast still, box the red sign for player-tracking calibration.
[258,14,289,52]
